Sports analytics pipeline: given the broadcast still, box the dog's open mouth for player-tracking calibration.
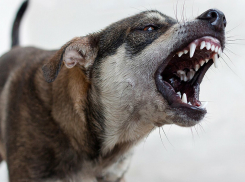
[155,36,222,118]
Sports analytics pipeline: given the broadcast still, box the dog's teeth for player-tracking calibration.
[178,51,184,57]
[188,102,192,105]
[200,102,208,109]
[194,64,200,71]
[205,58,209,63]
[177,70,185,75]
[183,75,188,82]
[189,43,196,58]
[180,74,184,81]
[182,93,187,103]
[184,50,188,54]
[215,46,219,52]
[187,70,195,80]
[211,45,215,51]
[213,53,218,68]
[206,42,211,50]
[187,71,192,80]
[190,69,195,79]
[218,47,222,54]
[200,41,206,49]
[177,92,181,98]
[200,60,205,66]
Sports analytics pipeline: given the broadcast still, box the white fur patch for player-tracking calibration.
[98,24,182,154]
[146,12,166,22]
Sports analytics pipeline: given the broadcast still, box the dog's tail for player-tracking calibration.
[11,0,29,48]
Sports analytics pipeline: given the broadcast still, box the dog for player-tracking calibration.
[0,0,226,181]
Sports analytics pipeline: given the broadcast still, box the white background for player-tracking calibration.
[0,0,245,181]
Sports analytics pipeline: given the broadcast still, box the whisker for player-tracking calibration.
[194,126,200,137]
[226,24,242,34]
[198,123,205,133]
[176,0,179,24]
[159,128,167,150]
[190,127,195,144]
[226,38,245,41]
[224,47,240,59]
[161,127,174,148]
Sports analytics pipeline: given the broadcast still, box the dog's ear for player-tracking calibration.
[42,36,98,83]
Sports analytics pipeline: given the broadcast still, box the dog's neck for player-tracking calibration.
[49,66,99,157]
[45,65,154,163]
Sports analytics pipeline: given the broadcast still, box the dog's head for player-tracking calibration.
[43,9,226,152]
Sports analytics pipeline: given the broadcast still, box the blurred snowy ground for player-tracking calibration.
[0,0,245,181]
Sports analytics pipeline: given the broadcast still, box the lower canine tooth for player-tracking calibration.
[200,102,208,109]
[213,54,218,68]
[205,58,209,63]
[182,93,187,103]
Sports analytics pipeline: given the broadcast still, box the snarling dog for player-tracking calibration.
[0,0,226,181]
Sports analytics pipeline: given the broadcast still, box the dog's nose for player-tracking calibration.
[197,9,226,31]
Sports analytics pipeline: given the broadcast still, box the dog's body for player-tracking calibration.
[0,1,226,182]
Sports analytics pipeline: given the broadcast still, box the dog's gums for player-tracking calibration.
[156,36,222,109]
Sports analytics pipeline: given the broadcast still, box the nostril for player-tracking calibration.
[208,11,219,24]
[210,11,218,19]
[223,17,227,27]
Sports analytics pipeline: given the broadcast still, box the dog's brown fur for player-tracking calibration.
[0,36,135,181]
[0,1,226,181]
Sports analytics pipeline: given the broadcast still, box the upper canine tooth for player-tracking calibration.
[194,64,200,71]
[200,41,206,49]
[182,93,188,103]
[178,51,184,57]
[184,50,188,54]
[190,43,196,58]
[206,42,211,50]
[213,53,218,68]
[215,46,219,52]
[200,60,205,66]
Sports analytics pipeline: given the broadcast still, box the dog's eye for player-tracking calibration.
[143,26,157,31]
